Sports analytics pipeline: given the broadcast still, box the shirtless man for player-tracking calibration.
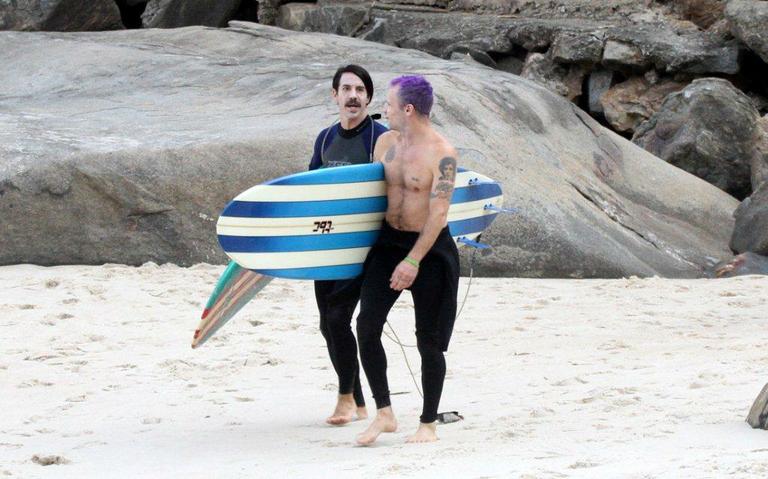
[354,75,460,445]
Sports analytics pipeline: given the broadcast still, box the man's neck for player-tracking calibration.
[340,115,366,130]
[398,118,431,146]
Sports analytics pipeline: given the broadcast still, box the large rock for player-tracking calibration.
[0,23,738,277]
[731,182,768,255]
[297,6,741,75]
[672,0,726,30]
[710,252,768,278]
[0,0,123,31]
[725,0,768,64]
[289,4,370,37]
[600,76,687,133]
[521,52,586,101]
[747,383,768,429]
[141,0,242,28]
[633,78,762,199]
[755,115,768,189]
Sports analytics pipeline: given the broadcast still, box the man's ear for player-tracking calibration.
[331,88,338,100]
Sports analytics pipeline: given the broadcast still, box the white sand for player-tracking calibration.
[2,263,768,478]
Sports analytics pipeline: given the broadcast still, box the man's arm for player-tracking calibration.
[308,130,325,171]
[389,149,458,291]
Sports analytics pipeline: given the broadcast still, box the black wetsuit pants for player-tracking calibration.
[356,228,455,424]
[315,280,365,407]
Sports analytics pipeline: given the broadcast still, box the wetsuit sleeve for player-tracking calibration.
[366,121,390,162]
[308,130,325,171]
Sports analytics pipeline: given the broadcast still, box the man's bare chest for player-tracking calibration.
[383,146,433,193]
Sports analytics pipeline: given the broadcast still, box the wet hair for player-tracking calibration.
[332,64,374,105]
[390,75,434,116]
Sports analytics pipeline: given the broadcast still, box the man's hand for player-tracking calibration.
[389,260,418,291]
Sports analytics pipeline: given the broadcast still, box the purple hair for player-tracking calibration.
[390,75,434,116]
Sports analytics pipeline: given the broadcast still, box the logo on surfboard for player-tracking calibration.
[313,220,334,234]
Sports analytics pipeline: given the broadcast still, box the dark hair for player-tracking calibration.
[390,75,433,116]
[332,64,374,105]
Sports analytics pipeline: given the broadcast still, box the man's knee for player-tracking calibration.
[324,307,354,333]
[356,311,383,348]
[416,331,443,357]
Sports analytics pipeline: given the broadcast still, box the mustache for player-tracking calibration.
[345,100,362,107]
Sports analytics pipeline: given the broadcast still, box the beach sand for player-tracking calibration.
[2,263,767,478]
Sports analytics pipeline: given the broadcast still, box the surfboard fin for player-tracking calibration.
[484,205,519,214]
[457,237,491,249]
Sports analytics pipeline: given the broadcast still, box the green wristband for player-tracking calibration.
[404,256,420,268]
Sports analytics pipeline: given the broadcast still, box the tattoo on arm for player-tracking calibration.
[431,180,454,199]
[431,156,457,200]
[384,146,396,163]
[438,156,457,181]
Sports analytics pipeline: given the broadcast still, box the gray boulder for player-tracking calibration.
[550,31,604,65]
[726,0,768,64]
[296,5,741,75]
[0,0,122,31]
[0,23,738,277]
[521,52,587,101]
[141,0,242,28]
[289,4,370,37]
[672,0,726,30]
[633,78,762,199]
[586,69,614,115]
[277,3,317,31]
[755,115,768,189]
[731,182,768,255]
[710,252,768,278]
[747,383,768,429]
[600,76,687,133]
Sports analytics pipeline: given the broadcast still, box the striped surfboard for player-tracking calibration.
[191,261,273,349]
[217,162,503,280]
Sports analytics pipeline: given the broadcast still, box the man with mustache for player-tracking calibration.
[308,65,388,425]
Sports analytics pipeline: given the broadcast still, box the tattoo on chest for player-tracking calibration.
[384,145,396,163]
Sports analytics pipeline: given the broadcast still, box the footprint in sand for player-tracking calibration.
[31,454,70,466]
[18,304,36,310]
[569,461,599,469]
[45,280,60,289]
[62,298,79,304]
[141,418,162,425]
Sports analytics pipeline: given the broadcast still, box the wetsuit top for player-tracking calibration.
[308,116,388,171]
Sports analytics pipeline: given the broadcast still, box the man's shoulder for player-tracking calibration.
[429,135,458,162]
[378,130,399,145]
[315,122,343,144]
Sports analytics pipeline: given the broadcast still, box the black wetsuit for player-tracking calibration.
[356,221,460,423]
[309,116,388,407]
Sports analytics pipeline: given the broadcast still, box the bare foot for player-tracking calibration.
[356,406,368,421]
[356,407,397,446]
[406,422,438,443]
[326,394,364,426]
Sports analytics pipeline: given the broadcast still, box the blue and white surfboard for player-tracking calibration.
[217,163,503,280]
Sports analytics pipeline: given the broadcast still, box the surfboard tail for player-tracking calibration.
[192,261,273,349]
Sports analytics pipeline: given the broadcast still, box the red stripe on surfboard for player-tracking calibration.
[196,273,262,342]
[195,271,265,343]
